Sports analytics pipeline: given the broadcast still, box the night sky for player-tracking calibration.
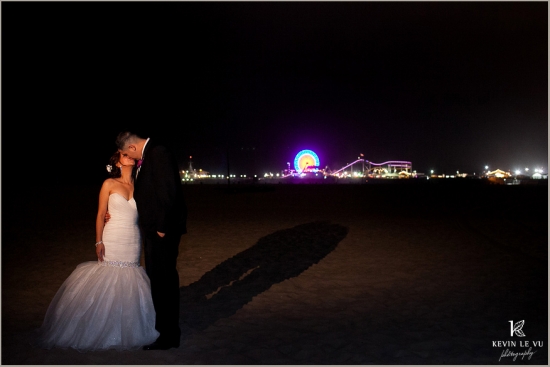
[3,1,548,185]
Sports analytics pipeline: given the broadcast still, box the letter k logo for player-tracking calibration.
[509,320,526,337]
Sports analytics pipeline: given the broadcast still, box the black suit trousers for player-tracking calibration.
[143,230,181,340]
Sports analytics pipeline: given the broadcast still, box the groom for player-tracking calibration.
[116,130,187,350]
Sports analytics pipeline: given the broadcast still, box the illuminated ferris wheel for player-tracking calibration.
[294,150,320,173]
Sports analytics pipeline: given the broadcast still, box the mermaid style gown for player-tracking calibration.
[35,193,159,351]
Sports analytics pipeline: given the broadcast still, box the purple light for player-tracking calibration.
[368,160,412,166]
[294,150,320,173]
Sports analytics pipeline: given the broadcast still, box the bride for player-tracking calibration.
[35,152,159,351]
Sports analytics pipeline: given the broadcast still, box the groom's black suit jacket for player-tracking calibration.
[134,139,187,235]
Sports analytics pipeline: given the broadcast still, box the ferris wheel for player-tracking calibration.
[294,150,320,173]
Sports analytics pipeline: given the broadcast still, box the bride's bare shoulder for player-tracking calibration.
[102,178,118,186]
[100,178,119,192]
[102,178,130,196]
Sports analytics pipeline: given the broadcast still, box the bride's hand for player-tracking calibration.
[96,243,105,262]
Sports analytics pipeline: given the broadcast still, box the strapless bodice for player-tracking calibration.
[102,193,141,264]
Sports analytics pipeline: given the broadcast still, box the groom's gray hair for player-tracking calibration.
[115,131,144,150]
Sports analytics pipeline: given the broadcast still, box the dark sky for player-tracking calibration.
[3,1,548,185]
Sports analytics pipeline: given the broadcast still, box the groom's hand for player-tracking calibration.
[157,231,165,238]
[104,211,111,223]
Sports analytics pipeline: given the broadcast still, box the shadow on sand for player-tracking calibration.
[179,221,348,332]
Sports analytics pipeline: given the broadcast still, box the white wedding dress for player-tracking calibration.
[35,193,159,351]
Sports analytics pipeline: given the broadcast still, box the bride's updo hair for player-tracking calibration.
[106,151,122,179]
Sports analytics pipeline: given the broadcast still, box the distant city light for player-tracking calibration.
[180,153,547,183]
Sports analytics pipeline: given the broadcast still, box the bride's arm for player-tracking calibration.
[95,180,111,261]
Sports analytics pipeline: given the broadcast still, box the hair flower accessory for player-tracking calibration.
[106,164,112,173]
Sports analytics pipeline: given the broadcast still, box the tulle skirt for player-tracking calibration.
[35,261,159,352]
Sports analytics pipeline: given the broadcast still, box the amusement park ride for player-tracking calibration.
[282,150,415,179]
[182,150,417,181]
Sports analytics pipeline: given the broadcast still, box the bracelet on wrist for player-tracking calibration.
[95,241,103,247]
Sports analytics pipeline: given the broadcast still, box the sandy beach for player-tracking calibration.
[2,180,547,365]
